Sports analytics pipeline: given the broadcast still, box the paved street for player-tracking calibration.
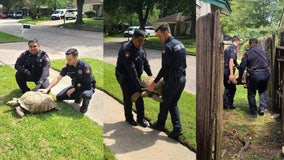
[104,38,196,94]
[0,19,103,60]
[0,19,196,160]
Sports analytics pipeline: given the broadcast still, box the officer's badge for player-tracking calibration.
[162,47,166,54]
[77,83,81,87]
[78,70,83,74]
[125,51,130,58]
[85,68,90,74]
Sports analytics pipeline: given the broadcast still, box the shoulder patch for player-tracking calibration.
[124,51,130,58]
[174,44,185,52]
[85,67,90,74]
[162,47,166,54]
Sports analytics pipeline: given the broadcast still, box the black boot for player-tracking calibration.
[80,98,91,113]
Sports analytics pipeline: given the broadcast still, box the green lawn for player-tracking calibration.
[0,65,104,159]
[52,59,197,150]
[19,16,51,25]
[0,32,26,43]
[20,17,103,31]
[60,18,103,31]
[144,36,196,54]
[222,84,281,159]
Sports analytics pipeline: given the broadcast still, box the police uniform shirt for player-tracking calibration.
[239,46,269,71]
[116,41,152,90]
[154,36,187,83]
[224,44,237,68]
[15,50,50,84]
[60,60,95,92]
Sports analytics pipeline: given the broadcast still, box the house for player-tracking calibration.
[151,12,191,36]
[196,0,231,19]
[83,0,103,17]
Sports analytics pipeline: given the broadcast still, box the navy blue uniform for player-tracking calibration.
[116,41,152,122]
[223,44,238,109]
[153,36,186,132]
[239,46,270,115]
[15,50,50,93]
[56,60,96,107]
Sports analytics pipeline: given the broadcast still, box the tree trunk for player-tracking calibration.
[76,0,85,24]
[190,7,196,38]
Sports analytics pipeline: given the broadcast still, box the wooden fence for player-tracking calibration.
[196,10,223,160]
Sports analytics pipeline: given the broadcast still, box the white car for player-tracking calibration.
[145,26,156,36]
[65,9,77,20]
[123,26,140,37]
[51,9,67,20]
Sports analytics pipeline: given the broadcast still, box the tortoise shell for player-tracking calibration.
[17,91,58,113]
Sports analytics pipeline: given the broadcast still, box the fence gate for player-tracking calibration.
[196,10,223,160]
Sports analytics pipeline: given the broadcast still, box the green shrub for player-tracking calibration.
[84,10,96,18]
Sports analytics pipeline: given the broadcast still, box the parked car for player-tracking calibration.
[65,9,77,20]
[13,12,22,19]
[145,26,156,36]
[51,9,67,20]
[123,26,140,37]
[0,12,8,19]
[7,11,13,18]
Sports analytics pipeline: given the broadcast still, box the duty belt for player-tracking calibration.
[248,68,268,73]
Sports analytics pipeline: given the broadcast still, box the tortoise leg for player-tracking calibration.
[152,94,163,103]
[54,106,62,111]
[15,106,25,118]
[141,91,149,97]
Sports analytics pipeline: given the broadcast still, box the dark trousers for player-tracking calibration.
[120,79,144,121]
[247,71,270,115]
[56,86,94,104]
[223,71,236,108]
[15,71,49,92]
[157,75,186,131]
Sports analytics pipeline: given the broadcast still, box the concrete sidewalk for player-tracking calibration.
[0,41,196,159]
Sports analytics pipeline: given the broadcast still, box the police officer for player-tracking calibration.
[39,48,96,113]
[147,24,186,139]
[115,29,153,127]
[238,38,270,117]
[15,39,50,93]
[223,36,240,110]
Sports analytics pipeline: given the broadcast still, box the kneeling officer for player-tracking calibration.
[15,39,50,93]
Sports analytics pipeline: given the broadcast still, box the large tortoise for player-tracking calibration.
[7,91,61,118]
[131,77,164,103]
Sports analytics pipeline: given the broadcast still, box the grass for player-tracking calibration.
[61,18,103,31]
[19,16,51,25]
[19,17,103,31]
[0,65,104,159]
[51,59,197,150]
[0,32,26,43]
[103,35,196,54]
[144,36,196,54]
[222,85,282,159]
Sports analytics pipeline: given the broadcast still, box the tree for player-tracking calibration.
[0,0,22,11]
[75,0,84,24]
[104,0,158,30]
[221,0,284,40]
